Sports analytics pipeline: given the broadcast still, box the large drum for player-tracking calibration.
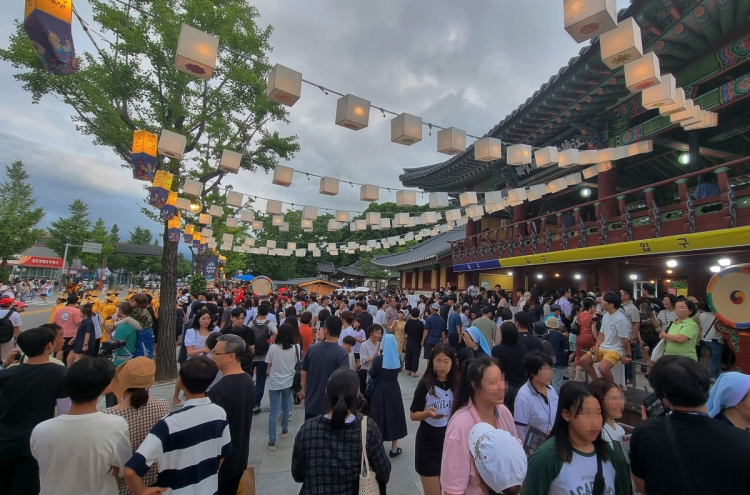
[707,264,750,373]
[249,276,274,297]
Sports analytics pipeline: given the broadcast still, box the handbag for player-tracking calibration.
[292,344,302,394]
[359,417,379,495]
[569,316,580,336]
[651,322,672,362]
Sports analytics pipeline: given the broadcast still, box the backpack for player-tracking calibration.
[251,319,272,356]
[0,309,15,344]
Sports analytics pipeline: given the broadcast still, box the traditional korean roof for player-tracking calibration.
[335,263,365,278]
[372,229,466,270]
[273,277,324,286]
[317,261,335,274]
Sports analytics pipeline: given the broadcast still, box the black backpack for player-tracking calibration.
[250,319,272,356]
[0,308,16,344]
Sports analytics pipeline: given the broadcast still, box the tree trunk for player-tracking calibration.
[155,220,178,381]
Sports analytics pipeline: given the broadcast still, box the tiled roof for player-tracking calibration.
[274,277,325,286]
[317,261,335,274]
[336,265,365,277]
[372,229,466,270]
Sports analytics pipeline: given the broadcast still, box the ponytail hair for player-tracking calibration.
[127,388,150,409]
[326,367,360,428]
[451,356,500,416]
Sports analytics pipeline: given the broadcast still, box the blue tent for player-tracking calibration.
[233,274,255,281]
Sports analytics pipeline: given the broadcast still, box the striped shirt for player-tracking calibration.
[125,397,232,495]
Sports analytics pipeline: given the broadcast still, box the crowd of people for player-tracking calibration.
[1,281,749,495]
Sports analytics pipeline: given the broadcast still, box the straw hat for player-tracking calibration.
[110,357,156,399]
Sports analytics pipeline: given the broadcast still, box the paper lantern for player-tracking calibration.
[508,188,527,204]
[600,17,643,69]
[312,249,321,257]
[219,150,242,174]
[266,200,283,215]
[684,111,718,130]
[266,63,302,107]
[625,143,640,157]
[596,161,613,173]
[319,177,340,196]
[391,113,422,145]
[637,140,654,154]
[336,210,350,222]
[641,73,677,110]
[565,173,583,186]
[221,233,233,243]
[360,184,379,202]
[175,197,192,211]
[257,247,268,255]
[184,225,195,235]
[534,147,559,167]
[232,246,244,253]
[366,212,381,225]
[175,23,219,80]
[466,205,485,220]
[445,209,462,222]
[355,219,367,231]
[459,192,479,207]
[670,99,696,124]
[454,217,468,227]
[545,178,568,194]
[226,217,239,228]
[226,191,243,207]
[506,144,532,165]
[380,218,392,229]
[582,166,599,179]
[208,205,223,217]
[437,127,466,155]
[335,94,370,131]
[624,52,662,92]
[579,150,597,165]
[272,215,284,227]
[301,219,313,229]
[327,219,341,231]
[245,238,255,247]
[272,165,294,187]
[24,0,77,75]
[279,222,290,232]
[158,129,187,159]
[297,206,316,221]
[612,147,628,160]
[563,0,617,43]
[394,213,410,226]
[474,137,502,162]
[530,184,547,197]
[659,88,687,116]
[199,214,211,224]
[252,220,263,230]
[484,190,503,204]
[131,130,158,181]
[396,190,417,206]
[421,211,438,225]
[267,240,277,249]
[680,104,704,127]
[182,178,203,197]
[429,192,450,208]
[240,210,254,223]
[167,215,181,242]
[295,249,306,257]
[596,148,614,162]
[558,149,580,168]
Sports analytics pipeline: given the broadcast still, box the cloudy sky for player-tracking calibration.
[0,0,631,244]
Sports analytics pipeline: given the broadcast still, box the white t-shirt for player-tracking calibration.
[184,328,219,357]
[547,449,617,495]
[700,311,722,342]
[307,302,319,316]
[602,422,626,447]
[514,381,559,440]
[374,310,386,326]
[92,313,103,339]
[294,301,303,314]
[0,309,22,329]
[599,310,631,355]
[31,412,131,495]
[264,343,299,390]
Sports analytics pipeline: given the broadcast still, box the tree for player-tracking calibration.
[46,199,92,268]
[0,0,299,380]
[176,252,193,279]
[80,218,116,274]
[0,160,44,279]
[107,224,127,271]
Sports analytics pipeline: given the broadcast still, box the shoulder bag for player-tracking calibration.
[292,344,302,394]
[650,322,672,362]
[702,317,718,340]
[569,315,580,336]
[359,416,379,495]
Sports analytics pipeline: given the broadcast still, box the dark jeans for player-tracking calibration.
[358,368,368,396]
[253,360,268,406]
[404,339,421,372]
[217,471,243,495]
[625,341,643,382]
[0,445,39,495]
[704,340,724,379]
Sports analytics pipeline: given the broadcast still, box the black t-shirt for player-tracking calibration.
[631,411,750,495]
[491,343,528,388]
[405,319,425,343]
[518,332,544,354]
[0,363,67,451]
[220,325,256,373]
[300,341,349,416]
[356,311,374,334]
[439,304,451,325]
[208,372,255,480]
[410,379,451,414]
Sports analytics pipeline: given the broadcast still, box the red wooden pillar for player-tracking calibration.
[716,167,733,229]
[513,204,527,237]
[598,166,617,219]
[512,269,526,305]
[676,178,690,233]
[618,194,629,242]
[598,260,619,292]
[574,207,583,248]
[645,188,657,237]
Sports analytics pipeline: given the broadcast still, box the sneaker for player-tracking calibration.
[253,406,261,415]
[267,442,276,451]
[281,430,288,439]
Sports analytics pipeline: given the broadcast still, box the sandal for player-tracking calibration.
[389,447,403,458]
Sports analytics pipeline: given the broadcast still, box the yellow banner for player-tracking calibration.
[497,226,750,267]
[25,0,73,23]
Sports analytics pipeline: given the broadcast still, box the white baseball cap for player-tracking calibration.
[469,423,527,493]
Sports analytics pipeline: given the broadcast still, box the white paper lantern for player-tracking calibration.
[319,177,340,196]
[530,184,547,197]
[558,148,580,168]
[421,211,438,225]
[366,212,381,225]
[295,249,306,257]
[600,17,643,69]
[596,148,614,162]
[279,222,289,232]
[329,248,339,256]
[312,249,321,257]
[175,23,219,80]
[303,227,314,233]
[232,246,244,253]
[670,99,696,124]
[266,240,277,249]
[266,63,302,107]
[226,191,244,207]
[546,178,569,194]
[455,217,468,227]
[563,0,617,43]
[579,150,597,165]
[439,224,450,233]
[158,129,186,159]
[245,238,255,246]
[624,52,662,93]
[360,184,379,202]
[565,173,583,186]
[396,190,417,206]
[240,210,254,223]
[381,242,390,249]
[684,111,718,130]
[218,150,242,174]
[175,197,192,211]
[507,144,532,165]
[659,88,687,116]
[466,205,485,220]
[596,161,613,173]
[198,213,211,224]
[208,205,223,217]
[272,165,294,187]
[394,213,410,226]
[335,94,370,131]
[226,217,239,228]
[257,247,268,255]
[508,188,527,204]
[457,191,477,207]
[380,218,391,229]
[266,199,283,215]
[327,219,341,231]
[484,190,503,204]
[582,165,599,179]
[429,192,450,208]
[221,233,233,243]
[534,147,559,167]
[302,206,318,221]
[437,127,466,155]
[221,243,231,251]
[391,113,422,145]
[680,104,704,127]
[445,209,462,222]
[404,232,414,242]
[301,218,313,229]
[642,73,677,110]
[356,219,367,231]
[201,227,213,236]
[272,215,284,227]
[474,137,502,162]
[335,210,350,223]
[286,242,296,251]
[637,140,654,154]
[251,220,263,230]
[613,147,628,160]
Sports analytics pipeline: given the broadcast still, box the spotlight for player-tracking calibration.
[718,258,731,267]
[574,274,582,280]
[679,153,690,165]
[666,259,677,268]
[507,271,513,276]
[580,187,592,198]
[555,273,560,278]
[666,269,673,274]
[710,266,721,273]
[630,274,638,280]
[536,274,543,279]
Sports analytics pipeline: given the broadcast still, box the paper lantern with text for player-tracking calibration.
[184,225,195,235]
[437,127,466,155]
[360,184,379,202]
[266,63,302,107]
[600,16,643,69]
[131,130,158,181]
[183,233,193,244]
[272,165,294,187]
[558,149,580,168]
[534,147,559,167]
[474,137,502,162]
[659,88,687,116]
[335,94,370,130]
[158,129,186,159]
[459,192,478,207]
[167,215,182,242]
[182,178,203,198]
[366,212,381,225]
[24,0,77,75]
[175,23,219,80]
[624,52,661,92]
[240,210,254,223]
[320,177,340,196]
[391,113,422,145]
[429,192,449,208]
[336,210,350,223]
[507,144,532,165]
[396,190,417,206]
[148,171,174,208]
[641,73,677,110]
[563,0,617,43]
[266,200,283,216]
[226,191,244,207]
[159,191,178,220]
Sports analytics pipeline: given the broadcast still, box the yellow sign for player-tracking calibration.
[497,226,750,268]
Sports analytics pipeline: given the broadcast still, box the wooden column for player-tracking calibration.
[513,204,527,236]
[598,260,619,292]
[716,167,734,229]
[676,178,690,233]
[598,166,617,219]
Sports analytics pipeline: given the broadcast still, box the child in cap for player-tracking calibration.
[469,422,527,495]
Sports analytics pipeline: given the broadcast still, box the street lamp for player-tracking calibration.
[666,259,677,268]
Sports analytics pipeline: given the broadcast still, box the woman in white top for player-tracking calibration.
[265,323,300,450]
[652,293,677,331]
[374,299,387,327]
[699,302,723,380]
[172,308,218,404]
[590,378,625,446]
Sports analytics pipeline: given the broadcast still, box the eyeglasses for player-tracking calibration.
[210,350,233,356]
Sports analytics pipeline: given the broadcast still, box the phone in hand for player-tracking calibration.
[433,413,446,419]
[643,392,670,418]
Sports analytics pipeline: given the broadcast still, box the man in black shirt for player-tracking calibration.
[438,296,452,327]
[514,311,544,354]
[208,334,255,495]
[631,356,750,495]
[640,283,664,311]
[220,307,256,374]
[0,327,68,495]
[355,301,373,334]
